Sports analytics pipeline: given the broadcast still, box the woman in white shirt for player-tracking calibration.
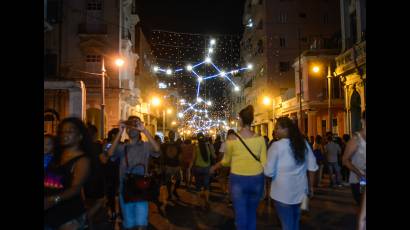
[264,117,318,230]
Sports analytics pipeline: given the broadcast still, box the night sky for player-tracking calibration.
[136,0,246,121]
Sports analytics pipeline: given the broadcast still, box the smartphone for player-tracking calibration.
[105,143,112,152]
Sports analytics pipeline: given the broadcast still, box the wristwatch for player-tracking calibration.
[53,195,62,204]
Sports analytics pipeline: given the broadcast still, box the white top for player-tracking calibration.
[349,132,366,184]
[264,138,318,204]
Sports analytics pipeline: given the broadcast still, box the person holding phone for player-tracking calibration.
[107,116,160,229]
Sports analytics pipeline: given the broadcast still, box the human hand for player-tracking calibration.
[135,121,146,132]
[119,121,127,132]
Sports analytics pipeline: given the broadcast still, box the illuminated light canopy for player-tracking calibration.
[210,39,216,45]
[234,86,240,91]
[166,69,172,75]
[205,57,212,63]
[186,65,193,71]
[247,63,253,70]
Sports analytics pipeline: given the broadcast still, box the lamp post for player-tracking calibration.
[100,57,124,139]
[297,28,304,134]
[311,63,333,133]
[327,64,333,133]
[101,58,106,140]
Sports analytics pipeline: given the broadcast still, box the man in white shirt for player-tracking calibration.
[324,135,342,187]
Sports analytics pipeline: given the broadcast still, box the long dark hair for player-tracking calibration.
[53,117,93,165]
[197,133,209,162]
[276,117,307,164]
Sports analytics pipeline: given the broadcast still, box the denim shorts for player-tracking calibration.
[119,194,149,228]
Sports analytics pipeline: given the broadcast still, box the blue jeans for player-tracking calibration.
[229,173,264,230]
[274,200,301,230]
[327,162,341,185]
[119,194,149,228]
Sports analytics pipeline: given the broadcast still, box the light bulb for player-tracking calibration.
[186,65,193,71]
[205,57,212,63]
[166,69,172,75]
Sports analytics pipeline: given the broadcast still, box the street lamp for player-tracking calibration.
[311,63,333,132]
[100,57,124,139]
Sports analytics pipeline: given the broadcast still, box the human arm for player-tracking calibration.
[210,142,231,174]
[45,157,90,210]
[107,122,126,158]
[306,142,318,196]
[342,138,365,178]
[264,142,278,178]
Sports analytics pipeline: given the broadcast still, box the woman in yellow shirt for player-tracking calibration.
[210,105,266,230]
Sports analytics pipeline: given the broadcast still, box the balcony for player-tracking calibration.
[335,41,366,75]
[78,24,108,35]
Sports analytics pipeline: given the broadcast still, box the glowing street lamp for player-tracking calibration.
[151,97,161,106]
[312,66,320,73]
[115,58,124,67]
[263,96,271,106]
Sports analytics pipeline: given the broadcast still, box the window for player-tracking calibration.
[86,55,102,63]
[87,0,102,11]
[324,13,329,24]
[279,12,287,23]
[279,62,290,72]
[259,0,263,4]
[279,37,286,48]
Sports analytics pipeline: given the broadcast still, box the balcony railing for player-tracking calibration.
[335,41,366,75]
[78,24,107,35]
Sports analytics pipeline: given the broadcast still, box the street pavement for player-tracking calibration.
[146,176,359,230]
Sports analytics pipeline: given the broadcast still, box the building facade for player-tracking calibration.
[44,0,159,137]
[335,0,366,135]
[278,49,346,138]
[234,0,341,139]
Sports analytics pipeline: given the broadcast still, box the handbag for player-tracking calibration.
[122,146,159,203]
[300,195,309,211]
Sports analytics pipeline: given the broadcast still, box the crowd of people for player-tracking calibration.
[44,106,366,230]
